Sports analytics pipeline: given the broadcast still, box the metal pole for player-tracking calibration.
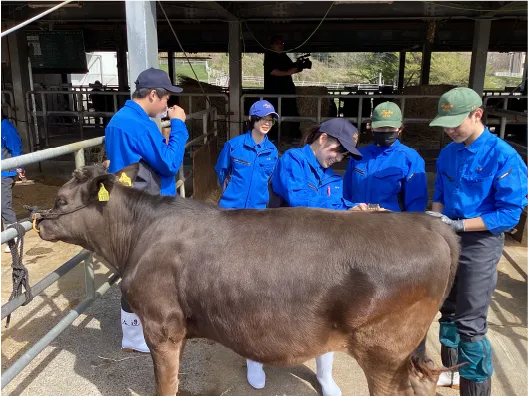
[1,274,119,389]
[41,92,49,147]
[179,167,186,198]
[1,220,32,244]
[84,253,95,300]
[499,98,509,139]
[77,92,84,140]
[213,108,218,137]
[278,97,282,145]
[203,113,208,143]
[1,250,91,319]
[357,96,363,135]
[28,58,40,147]
[316,98,322,124]
[1,1,73,38]
[74,148,85,169]
[1,136,104,171]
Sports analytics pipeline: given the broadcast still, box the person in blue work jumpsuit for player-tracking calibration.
[426,87,527,395]
[271,118,363,396]
[215,99,280,389]
[105,67,189,353]
[215,100,279,210]
[343,101,428,212]
[1,112,24,253]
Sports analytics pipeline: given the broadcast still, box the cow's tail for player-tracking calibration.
[409,338,440,379]
[437,224,461,305]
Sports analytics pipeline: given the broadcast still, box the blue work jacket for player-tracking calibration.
[343,140,428,212]
[272,144,357,210]
[433,128,528,234]
[105,100,188,196]
[215,131,278,209]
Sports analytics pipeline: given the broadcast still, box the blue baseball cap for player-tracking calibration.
[319,118,362,160]
[249,100,279,119]
[134,67,183,93]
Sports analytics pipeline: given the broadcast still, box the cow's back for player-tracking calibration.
[136,207,457,360]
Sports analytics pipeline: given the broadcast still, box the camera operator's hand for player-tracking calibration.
[168,105,186,122]
[288,67,299,75]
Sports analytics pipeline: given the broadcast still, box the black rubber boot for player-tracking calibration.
[441,344,458,367]
[460,377,491,396]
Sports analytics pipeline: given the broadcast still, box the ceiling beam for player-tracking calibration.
[206,2,238,22]
[482,1,525,17]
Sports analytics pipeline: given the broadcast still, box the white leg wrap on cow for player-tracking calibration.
[316,352,341,396]
[121,309,150,353]
[246,359,266,389]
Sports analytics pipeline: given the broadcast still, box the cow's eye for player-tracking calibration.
[57,198,67,207]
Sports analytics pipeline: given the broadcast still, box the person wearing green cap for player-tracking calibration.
[342,101,428,212]
[427,87,527,395]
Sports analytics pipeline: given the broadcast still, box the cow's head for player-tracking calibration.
[37,164,115,246]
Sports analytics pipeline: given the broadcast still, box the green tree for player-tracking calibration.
[353,52,400,83]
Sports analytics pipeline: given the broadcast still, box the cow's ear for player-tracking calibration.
[89,174,116,203]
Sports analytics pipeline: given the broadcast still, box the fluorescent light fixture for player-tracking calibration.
[28,0,83,8]
[334,0,394,5]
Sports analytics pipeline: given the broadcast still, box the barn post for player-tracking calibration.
[228,21,242,139]
[468,20,491,95]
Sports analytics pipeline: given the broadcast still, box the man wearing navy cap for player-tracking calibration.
[105,67,189,354]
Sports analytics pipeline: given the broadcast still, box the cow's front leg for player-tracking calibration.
[142,319,185,396]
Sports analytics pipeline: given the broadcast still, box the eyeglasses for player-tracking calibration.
[256,117,276,126]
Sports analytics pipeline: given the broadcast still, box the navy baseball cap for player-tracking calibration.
[134,67,183,93]
[249,100,279,119]
[319,118,362,160]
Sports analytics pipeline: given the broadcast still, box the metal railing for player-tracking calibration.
[482,95,528,139]
[241,93,442,146]
[24,90,229,149]
[0,136,112,390]
[177,107,219,198]
[241,93,528,148]
[0,106,219,389]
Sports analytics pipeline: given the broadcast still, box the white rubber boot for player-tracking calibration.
[437,370,460,389]
[246,359,266,389]
[121,309,150,353]
[316,352,342,396]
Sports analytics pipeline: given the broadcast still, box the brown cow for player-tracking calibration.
[35,164,459,396]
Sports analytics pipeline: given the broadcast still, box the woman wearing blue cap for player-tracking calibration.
[215,100,279,210]
[263,118,363,397]
[215,100,280,390]
[343,101,428,212]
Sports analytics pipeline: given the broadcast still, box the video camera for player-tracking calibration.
[294,53,312,72]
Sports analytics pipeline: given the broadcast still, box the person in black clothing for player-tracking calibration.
[263,35,301,141]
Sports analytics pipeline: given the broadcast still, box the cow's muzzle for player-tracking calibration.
[30,209,51,233]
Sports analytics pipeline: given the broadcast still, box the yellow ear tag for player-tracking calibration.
[98,183,110,202]
[119,172,132,186]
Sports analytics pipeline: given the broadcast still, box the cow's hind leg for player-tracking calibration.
[349,304,439,395]
[354,349,414,395]
[142,318,185,396]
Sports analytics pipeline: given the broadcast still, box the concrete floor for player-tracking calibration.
[1,227,526,396]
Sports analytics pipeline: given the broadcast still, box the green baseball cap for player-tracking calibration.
[430,87,483,128]
[371,102,402,129]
